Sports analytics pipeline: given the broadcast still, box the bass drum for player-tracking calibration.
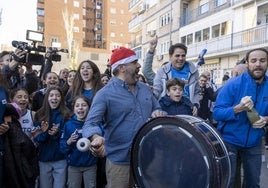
[131,115,230,188]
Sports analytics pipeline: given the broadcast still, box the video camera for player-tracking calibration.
[11,40,46,65]
[11,30,68,65]
[46,47,68,62]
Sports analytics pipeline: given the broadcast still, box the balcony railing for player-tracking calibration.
[129,0,141,9]
[129,36,142,48]
[181,0,231,26]
[187,23,268,58]
[128,14,142,32]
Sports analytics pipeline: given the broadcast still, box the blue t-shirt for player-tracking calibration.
[171,64,190,98]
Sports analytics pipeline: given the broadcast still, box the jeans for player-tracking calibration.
[0,151,3,188]
[39,160,67,188]
[226,143,262,188]
[67,165,97,188]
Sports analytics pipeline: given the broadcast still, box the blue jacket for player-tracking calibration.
[60,115,98,167]
[159,95,193,115]
[213,72,268,147]
[34,109,65,162]
[83,77,162,165]
[0,87,7,151]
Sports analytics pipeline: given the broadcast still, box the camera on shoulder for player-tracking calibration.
[11,30,68,65]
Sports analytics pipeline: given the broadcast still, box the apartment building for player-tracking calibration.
[129,0,268,85]
[37,0,131,72]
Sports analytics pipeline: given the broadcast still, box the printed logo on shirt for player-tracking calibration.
[23,119,30,124]
[2,99,7,105]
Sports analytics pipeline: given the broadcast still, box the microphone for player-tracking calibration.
[59,49,68,53]
[11,40,19,48]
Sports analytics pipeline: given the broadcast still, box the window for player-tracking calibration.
[51,37,58,43]
[110,8,116,14]
[195,31,202,43]
[160,41,170,54]
[135,47,142,59]
[96,12,102,19]
[212,24,220,38]
[73,13,79,20]
[96,34,102,41]
[215,0,227,7]
[95,23,101,30]
[110,32,115,37]
[73,27,79,32]
[38,22,44,32]
[37,8,44,17]
[73,1,80,7]
[199,2,209,14]
[160,12,171,27]
[110,20,116,25]
[181,36,186,45]
[187,34,193,45]
[221,22,227,35]
[203,28,210,41]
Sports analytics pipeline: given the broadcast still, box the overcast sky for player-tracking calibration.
[0,0,37,48]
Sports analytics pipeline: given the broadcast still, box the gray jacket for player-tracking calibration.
[142,52,200,106]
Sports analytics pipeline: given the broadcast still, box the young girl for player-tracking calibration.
[10,88,36,143]
[33,86,70,188]
[60,95,98,188]
[31,71,60,111]
[61,70,77,97]
[66,60,103,109]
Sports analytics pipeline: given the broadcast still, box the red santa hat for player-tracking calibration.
[110,47,138,72]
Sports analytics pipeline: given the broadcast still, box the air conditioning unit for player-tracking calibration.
[157,55,163,61]
[139,3,146,13]
[150,30,156,36]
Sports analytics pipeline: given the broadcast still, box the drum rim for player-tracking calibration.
[131,116,231,188]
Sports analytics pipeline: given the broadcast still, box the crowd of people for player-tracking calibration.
[0,37,268,188]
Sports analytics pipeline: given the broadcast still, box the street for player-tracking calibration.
[260,149,268,188]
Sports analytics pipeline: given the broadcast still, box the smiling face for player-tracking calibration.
[170,48,187,70]
[45,72,59,88]
[12,89,29,113]
[123,60,141,85]
[101,75,110,85]
[73,98,89,121]
[246,49,268,83]
[167,85,184,102]
[60,68,69,81]
[48,89,62,109]
[199,76,208,88]
[80,61,94,83]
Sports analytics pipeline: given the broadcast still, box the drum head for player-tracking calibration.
[131,116,230,188]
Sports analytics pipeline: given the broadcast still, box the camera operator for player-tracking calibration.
[198,74,216,122]
[0,49,39,94]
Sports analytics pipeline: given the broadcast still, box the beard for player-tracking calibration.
[248,68,265,82]
[126,68,139,85]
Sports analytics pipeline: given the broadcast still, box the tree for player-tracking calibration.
[62,7,79,70]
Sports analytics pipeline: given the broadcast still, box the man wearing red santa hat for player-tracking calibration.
[83,47,165,188]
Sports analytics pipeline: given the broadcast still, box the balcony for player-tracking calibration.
[187,23,268,59]
[181,0,231,26]
[128,14,142,32]
[129,0,141,10]
[129,36,142,48]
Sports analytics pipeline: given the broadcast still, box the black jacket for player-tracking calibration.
[3,114,39,188]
